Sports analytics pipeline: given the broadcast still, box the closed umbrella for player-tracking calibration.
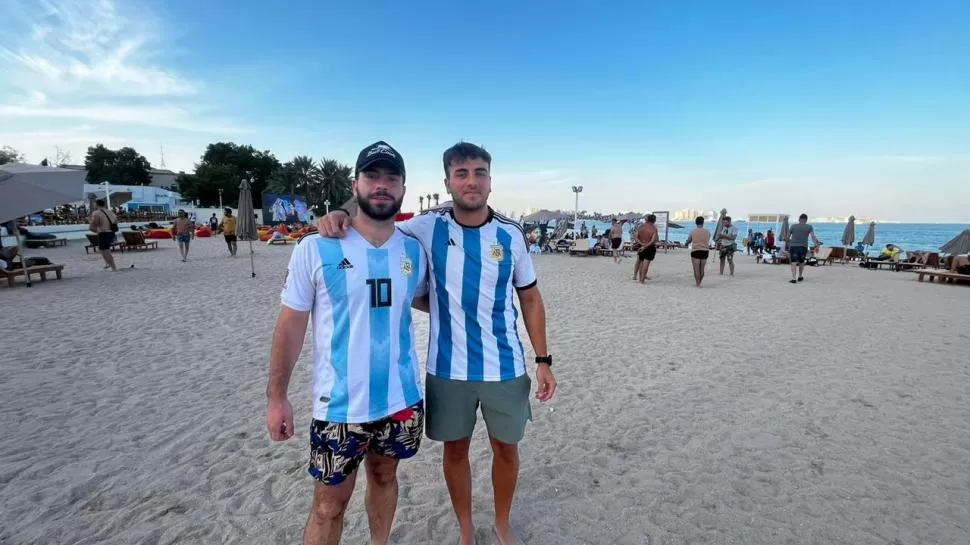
[779,215,790,250]
[940,229,970,255]
[236,178,258,278]
[861,222,876,256]
[840,215,856,264]
[711,208,728,262]
[0,163,85,287]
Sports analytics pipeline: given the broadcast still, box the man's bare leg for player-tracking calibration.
[100,249,117,271]
[632,257,641,279]
[719,255,726,275]
[638,260,651,283]
[443,438,475,545]
[304,474,357,545]
[798,262,806,280]
[691,258,702,286]
[364,455,400,545]
[489,437,520,545]
[790,261,798,281]
[727,254,735,276]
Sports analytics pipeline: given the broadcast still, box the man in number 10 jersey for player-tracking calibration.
[266,141,428,545]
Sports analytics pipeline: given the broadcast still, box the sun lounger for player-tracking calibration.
[122,231,159,251]
[267,237,290,245]
[569,239,592,256]
[1,263,65,287]
[32,238,67,248]
[865,259,925,272]
[84,233,125,254]
[913,269,970,285]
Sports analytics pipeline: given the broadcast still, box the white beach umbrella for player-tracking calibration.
[840,215,856,263]
[0,163,85,287]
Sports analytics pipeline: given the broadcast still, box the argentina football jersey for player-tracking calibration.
[399,208,537,381]
[280,229,428,423]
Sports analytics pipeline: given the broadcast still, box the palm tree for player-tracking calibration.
[290,155,317,200]
[433,193,440,206]
[426,194,432,207]
[419,196,424,210]
[317,157,353,214]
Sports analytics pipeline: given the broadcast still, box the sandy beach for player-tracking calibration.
[2,238,968,545]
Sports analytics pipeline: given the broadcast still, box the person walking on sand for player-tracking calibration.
[716,216,738,276]
[685,216,711,287]
[172,210,193,262]
[635,214,658,283]
[786,213,819,284]
[219,208,238,257]
[266,141,429,545]
[317,141,557,545]
[89,198,119,271]
[609,218,623,264]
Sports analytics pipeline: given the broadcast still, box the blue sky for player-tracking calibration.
[1,0,968,221]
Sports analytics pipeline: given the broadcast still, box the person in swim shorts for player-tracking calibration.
[786,213,819,284]
[219,208,238,257]
[266,141,429,545]
[635,215,658,283]
[609,218,623,264]
[172,210,193,262]
[685,216,711,287]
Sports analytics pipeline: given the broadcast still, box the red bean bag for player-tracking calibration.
[195,227,212,237]
[146,229,172,239]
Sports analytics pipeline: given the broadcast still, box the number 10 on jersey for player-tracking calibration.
[366,278,392,308]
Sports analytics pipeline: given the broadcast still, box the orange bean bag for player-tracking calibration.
[258,231,272,242]
[146,229,172,239]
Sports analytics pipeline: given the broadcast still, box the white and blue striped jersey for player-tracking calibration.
[400,208,537,382]
[280,229,429,424]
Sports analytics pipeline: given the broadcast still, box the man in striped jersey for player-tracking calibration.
[319,142,557,545]
[266,141,429,545]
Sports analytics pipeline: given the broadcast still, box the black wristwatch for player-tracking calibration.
[535,355,552,366]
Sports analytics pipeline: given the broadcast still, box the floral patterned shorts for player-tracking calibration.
[308,401,424,486]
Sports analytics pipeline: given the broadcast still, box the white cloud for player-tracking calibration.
[0,0,247,170]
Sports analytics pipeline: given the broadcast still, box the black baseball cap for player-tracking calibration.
[355,141,406,178]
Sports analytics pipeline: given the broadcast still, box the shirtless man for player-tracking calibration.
[609,218,623,264]
[88,198,118,271]
[172,210,193,262]
[635,215,658,283]
[685,216,711,287]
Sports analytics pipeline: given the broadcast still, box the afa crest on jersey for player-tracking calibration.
[489,244,504,262]
[400,255,413,276]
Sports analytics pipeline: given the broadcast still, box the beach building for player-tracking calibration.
[60,164,181,190]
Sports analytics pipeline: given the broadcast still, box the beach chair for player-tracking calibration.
[122,231,159,251]
[568,239,592,256]
[913,269,970,285]
[812,247,834,265]
[84,233,125,254]
[1,252,65,288]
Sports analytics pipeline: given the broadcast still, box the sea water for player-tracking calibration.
[551,220,969,252]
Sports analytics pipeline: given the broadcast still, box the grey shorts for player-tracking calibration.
[425,373,532,445]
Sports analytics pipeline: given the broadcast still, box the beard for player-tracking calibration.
[358,192,404,221]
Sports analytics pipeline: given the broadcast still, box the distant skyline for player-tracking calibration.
[1,0,968,222]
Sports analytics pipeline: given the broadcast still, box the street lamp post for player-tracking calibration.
[218,188,223,210]
[324,200,331,214]
[571,185,583,235]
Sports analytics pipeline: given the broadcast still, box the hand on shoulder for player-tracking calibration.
[316,210,353,238]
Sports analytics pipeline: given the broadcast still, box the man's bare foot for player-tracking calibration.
[493,523,520,545]
[458,526,475,545]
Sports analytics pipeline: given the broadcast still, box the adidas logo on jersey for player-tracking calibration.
[338,258,354,269]
[447,238,457,246]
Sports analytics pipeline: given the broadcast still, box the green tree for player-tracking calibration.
[178,142,281,207]
[0,145,25,165]
[83,144,152,185]
[316,157,353,215]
